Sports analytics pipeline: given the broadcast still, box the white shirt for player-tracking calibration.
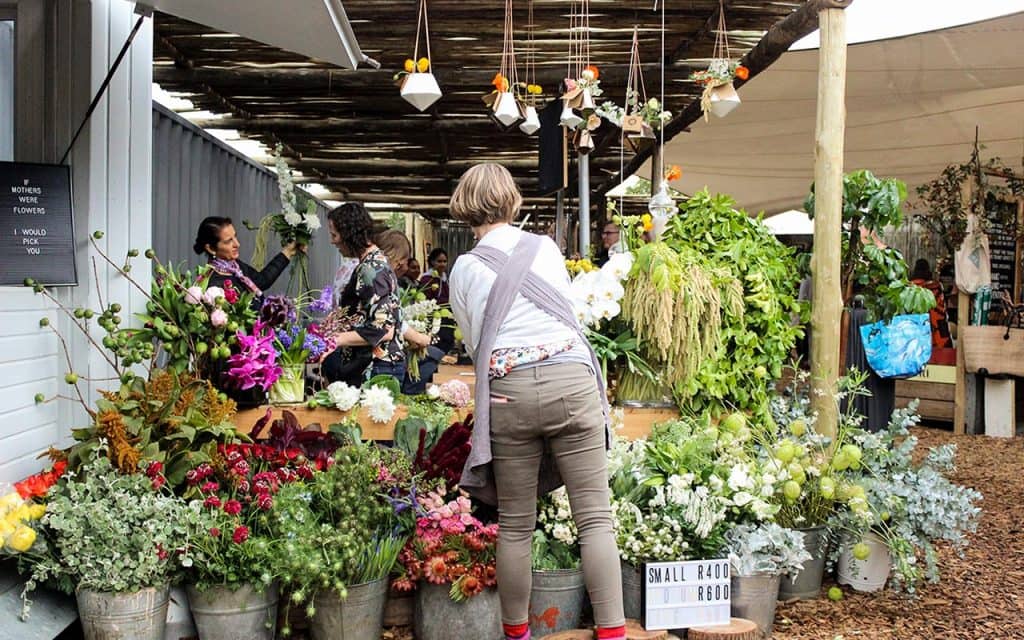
[450,225,581,357]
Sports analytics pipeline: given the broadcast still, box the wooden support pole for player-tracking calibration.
[809,6,849,439]
[579,153,591,257]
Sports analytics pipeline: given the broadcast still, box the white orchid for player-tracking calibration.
[601,251,634,281]
[303,213,321,231]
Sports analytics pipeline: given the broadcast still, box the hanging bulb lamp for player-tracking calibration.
[519,105,541,135]
[648,181,677,218]
[709,82,741,118]
[401,73,442,111]
[492,92,524,128]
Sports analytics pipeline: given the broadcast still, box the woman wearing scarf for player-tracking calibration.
[192,216,302,302]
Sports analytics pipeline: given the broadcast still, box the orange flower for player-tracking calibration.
[734,65,749,81]
[491,73,509,92]
[584,65,600,80]
[665,165,682,182]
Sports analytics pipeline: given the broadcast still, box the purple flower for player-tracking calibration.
[309,287,333,315]
[260,295,297,327]
[225,321,282,391]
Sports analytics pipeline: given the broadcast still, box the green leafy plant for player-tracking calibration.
[805,170,935,321]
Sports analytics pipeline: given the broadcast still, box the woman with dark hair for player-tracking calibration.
[911,258,952,349]
[320,203,405,385]
[419,247,450,304]
[193,216,300,302]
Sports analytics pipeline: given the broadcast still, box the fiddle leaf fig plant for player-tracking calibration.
[805,170,935,321]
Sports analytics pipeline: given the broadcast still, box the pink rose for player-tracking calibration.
[185,286,203,305]
[210,308,228,328]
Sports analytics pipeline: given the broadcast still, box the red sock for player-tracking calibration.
[596,625,626,640]
[503,621,530,640]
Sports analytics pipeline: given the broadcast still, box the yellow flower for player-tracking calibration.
[404,59,415,73]
[0,492,22,510]
[7,525,36,552]
[7,504,31,524]
[27,504,46,520]
[417,57,430,73]
[641,214,653,232]
[0,518,14,538]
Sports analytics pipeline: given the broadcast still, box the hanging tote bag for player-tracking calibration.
[955,213,992,294]
[859,314,932,379]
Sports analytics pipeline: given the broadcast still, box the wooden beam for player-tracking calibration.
[294,156,622,174]
[189,116,490,132]
[595,0,851,196]
[809,4,850,440]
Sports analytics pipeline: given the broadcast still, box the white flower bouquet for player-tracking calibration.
[532,487,580,570]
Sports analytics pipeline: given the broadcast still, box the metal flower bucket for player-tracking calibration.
[76,584,170,640]
[186,582,278,640]
[311,578,389,640]
[529,568,586,636]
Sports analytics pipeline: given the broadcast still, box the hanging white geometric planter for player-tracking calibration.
[560,102,583,129]
[708,81,741,118]
[519,105,541,135]
[401,72,442,112]
[492,92,524,128]
[579,88,595,112]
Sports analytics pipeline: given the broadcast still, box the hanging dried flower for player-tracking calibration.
[735,65,749,81]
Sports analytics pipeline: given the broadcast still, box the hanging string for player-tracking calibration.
[714,0,731,62]
[659,0,666,181]
[567,0,576,80]
[412,0,433,71]
[526,0,536,99]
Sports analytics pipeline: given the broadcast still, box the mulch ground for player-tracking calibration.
[372,427,1023,640]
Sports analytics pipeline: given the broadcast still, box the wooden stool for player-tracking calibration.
[688,617,759,640]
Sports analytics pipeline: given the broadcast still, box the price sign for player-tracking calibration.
[642,559,731,630]
[0,161,78,286]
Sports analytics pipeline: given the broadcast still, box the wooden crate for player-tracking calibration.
[895,365,955,422]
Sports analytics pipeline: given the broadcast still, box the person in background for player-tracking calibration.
[320,203,405,385]
[376,229,445,394]
[594,221,622,266]
[911,258,953,349]
[402,257,422,289]
[193,216,301,305]
[419,247,450,304]
[448,163,625,640]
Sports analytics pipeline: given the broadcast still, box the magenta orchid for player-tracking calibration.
[224,321,282,391]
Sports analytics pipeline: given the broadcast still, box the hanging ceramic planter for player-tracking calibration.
[484,0,525,131]
[560,100,583,128]
[708,81,741,118]
[493,91,524,128]
[397,0,441,112]
[519,105,541,135]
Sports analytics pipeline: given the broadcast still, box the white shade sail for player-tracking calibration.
[139,0,365,69]
[653,11,1024,215]
[761,209,814,235]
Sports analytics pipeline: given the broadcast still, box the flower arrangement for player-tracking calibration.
[830,401,982,592]
[248,145,320,295]
[270,444,403,624]
[311,377,399,423]
[225,321,283,392]
[13,460,67,500]
[21,456,201,619]
[184,442,310,591]
[402,297,450,380]
[393,489,498,601]
[532,487,579,570]
[721,522,811,577]
[568,251,633,328]
[689,60,748,87]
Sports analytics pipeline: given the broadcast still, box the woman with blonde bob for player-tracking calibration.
[449,163,625,640]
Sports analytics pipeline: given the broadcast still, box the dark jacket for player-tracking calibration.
[206,253,290,302]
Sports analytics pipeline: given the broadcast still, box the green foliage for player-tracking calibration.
[662,190,804,419]
[22,457,200,614]
[805,169,935,321]
[363,374,402,398]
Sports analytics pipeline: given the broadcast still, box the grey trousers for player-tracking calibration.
[489,362,625,628]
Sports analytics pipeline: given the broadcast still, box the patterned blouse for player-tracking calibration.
[488,338,578,379]
[335,247,404,364]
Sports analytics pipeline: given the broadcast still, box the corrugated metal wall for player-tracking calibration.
[152,104,335,294]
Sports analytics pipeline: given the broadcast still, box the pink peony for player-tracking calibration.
[203,286,225,305]
[210,308,228,328]
[185,286,203,305]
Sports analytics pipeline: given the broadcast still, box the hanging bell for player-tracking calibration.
[560,101,583,129]
[492,92,524,128]
[519,105,541,135]
[400,72,442,112]
[709,81,741,118]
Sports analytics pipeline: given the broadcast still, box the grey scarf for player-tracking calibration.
[459,232,610,504]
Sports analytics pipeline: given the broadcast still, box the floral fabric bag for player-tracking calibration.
[859,313,932,379]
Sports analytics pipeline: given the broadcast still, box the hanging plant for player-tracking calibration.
[595,28,670,152]
[517,0,543,135]
[689,1,747,120]
[396,0,442,112]
[483,0,525,130]
[559,0,602,144]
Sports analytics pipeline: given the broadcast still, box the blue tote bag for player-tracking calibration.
[859,313,932,379]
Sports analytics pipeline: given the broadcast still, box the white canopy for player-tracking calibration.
[761,209,814,235]
[139,0,365,69]
[654,11,1024,215]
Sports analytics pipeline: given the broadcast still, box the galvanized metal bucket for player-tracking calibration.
[310,578,388,640]
[778,526,827,600]
[77,584,170,640]
[186,582,278,640]
[731,573,781,638]
[620,561,643,620]
[414,583,502,640]
[529,568,586,637]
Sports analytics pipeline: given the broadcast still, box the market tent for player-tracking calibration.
[653,11,1024,215]
[761,209,814,235]
[140,0,366,70]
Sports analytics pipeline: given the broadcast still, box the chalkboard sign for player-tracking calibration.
[0,161,77,286]
[986,201,1018,296]
[641,558,731,630]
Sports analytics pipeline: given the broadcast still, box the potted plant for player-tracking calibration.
[529,488,585,637]
[271,443,406,639]
[393,488,500,640]
[721,522,811,637]
[21,456,200,639]
[183,443,312,639]
[831,401,982,593]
